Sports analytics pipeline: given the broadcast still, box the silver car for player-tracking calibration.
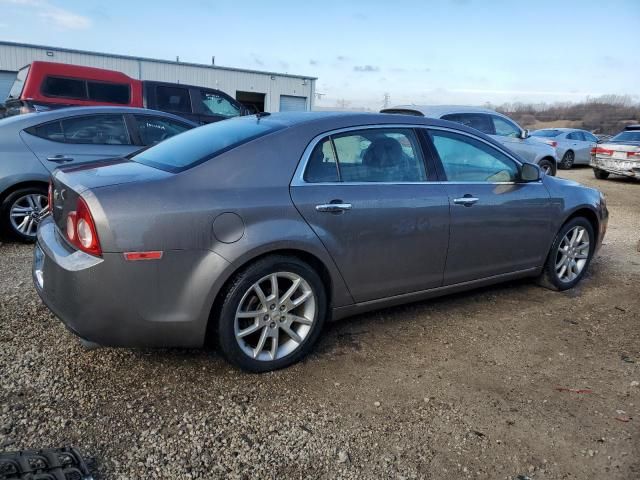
[591,128,640,179]
[33,112,608,372]
[381,105,558,175]
[0,106,196,241]
[531,128,598,169]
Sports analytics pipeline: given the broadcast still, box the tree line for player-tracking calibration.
[488,95,640,134]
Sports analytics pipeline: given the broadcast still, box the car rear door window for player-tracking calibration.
[442,113,494,135]
[321,128,426,183]
[87,82,130,104]
[156,86,191,113]
[60,115,131,145]
[133,115,192,146]
[567,132,581,140]
[304,138,339,183]
[200,90,241,117]
[430,130,519,182]
[491,116,521,137]
[42,76,87,99]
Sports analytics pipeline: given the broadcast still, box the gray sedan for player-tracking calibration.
[0,106,196,241]
[531,128,598,169]
[33,112,608,372]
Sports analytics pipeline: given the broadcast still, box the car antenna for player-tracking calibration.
[255,111,271,122]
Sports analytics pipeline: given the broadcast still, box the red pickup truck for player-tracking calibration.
[5,61,247,124]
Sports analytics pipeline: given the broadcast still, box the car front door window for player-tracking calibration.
[200,91,241,118]
[492,116,521,138]
[133,115,192,146]
[430,130,519,182]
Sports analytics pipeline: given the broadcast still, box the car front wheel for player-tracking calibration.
[538,159,556,176]
[216,255,327,372]
[537,217,595,291]
[0,187,48,242]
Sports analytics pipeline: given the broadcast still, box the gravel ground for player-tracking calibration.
[1,167,639,479]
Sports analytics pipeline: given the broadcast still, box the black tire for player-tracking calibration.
[0,186,48,243]
[537,217,595,291]
[559,150,575,169]
[216,255,327,372]
[593,168,610,180]
[538,158,556,176]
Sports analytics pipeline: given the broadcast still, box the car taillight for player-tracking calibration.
[65,197,101,256]
[592,147,614,156]
[627,151,640,159]
[544,140,558,148]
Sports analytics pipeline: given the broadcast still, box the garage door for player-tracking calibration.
[0,71,17,102]
[279,95,307,112]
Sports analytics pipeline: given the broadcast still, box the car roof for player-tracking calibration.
[534,128,585,133]
[0,106,198,129]
[380,105,503,118]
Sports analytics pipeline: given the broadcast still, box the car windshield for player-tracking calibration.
[8,65,29,99]
[610,131,640,143]
[531,130,561,137]
[132,116,285,172]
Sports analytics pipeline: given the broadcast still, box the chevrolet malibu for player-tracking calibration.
[34,112,608,372]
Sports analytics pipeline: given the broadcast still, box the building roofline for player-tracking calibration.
[0,40,318,81]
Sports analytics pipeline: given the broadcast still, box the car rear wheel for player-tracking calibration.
[538,158,556,176]
[593,168,610,180]
[560,151,575,169]
[0,187,48,242]
[537,217,594,291]
[216,255,327,372]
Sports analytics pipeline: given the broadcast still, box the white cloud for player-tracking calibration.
[0,0,92,30]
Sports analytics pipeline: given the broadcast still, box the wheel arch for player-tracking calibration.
[204,247,337,346]
[563,206,599,238]
[0,179,49,206]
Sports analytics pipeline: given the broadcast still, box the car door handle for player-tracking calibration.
[315,203,352,213]
[47,155,74,163]
[453,196,479,206]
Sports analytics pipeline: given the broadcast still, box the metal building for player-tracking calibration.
[0,41,316,112]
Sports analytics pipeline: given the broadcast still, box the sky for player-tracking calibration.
[0,0,639,110]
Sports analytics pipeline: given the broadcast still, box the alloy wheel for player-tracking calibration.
[562,151,574,169]
[234,272,317,361]
[9,193,47,238]
[555,226,590,283]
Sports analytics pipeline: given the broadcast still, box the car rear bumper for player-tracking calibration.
[591,158,640,177]
[33,216,231,348]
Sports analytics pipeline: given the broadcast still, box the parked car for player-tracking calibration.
[590,128,640,180]
[33,112,608,372]
[380,105,558,175]
[4,61,247,124]
[0,106,196,241]
[530,128,598,169]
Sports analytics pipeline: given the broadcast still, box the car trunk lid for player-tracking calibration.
[50,157,172,232]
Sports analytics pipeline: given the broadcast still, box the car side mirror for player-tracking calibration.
[521,162,541,182]
[520,129,530,139]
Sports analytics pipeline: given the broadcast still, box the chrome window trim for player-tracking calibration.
[291,123,540,187]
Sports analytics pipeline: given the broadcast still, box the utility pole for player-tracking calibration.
[383,92,390,109]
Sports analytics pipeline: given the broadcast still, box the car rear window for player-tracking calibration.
[531,130,561,137]
[610,131,640,142]
[132,117,285,172]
